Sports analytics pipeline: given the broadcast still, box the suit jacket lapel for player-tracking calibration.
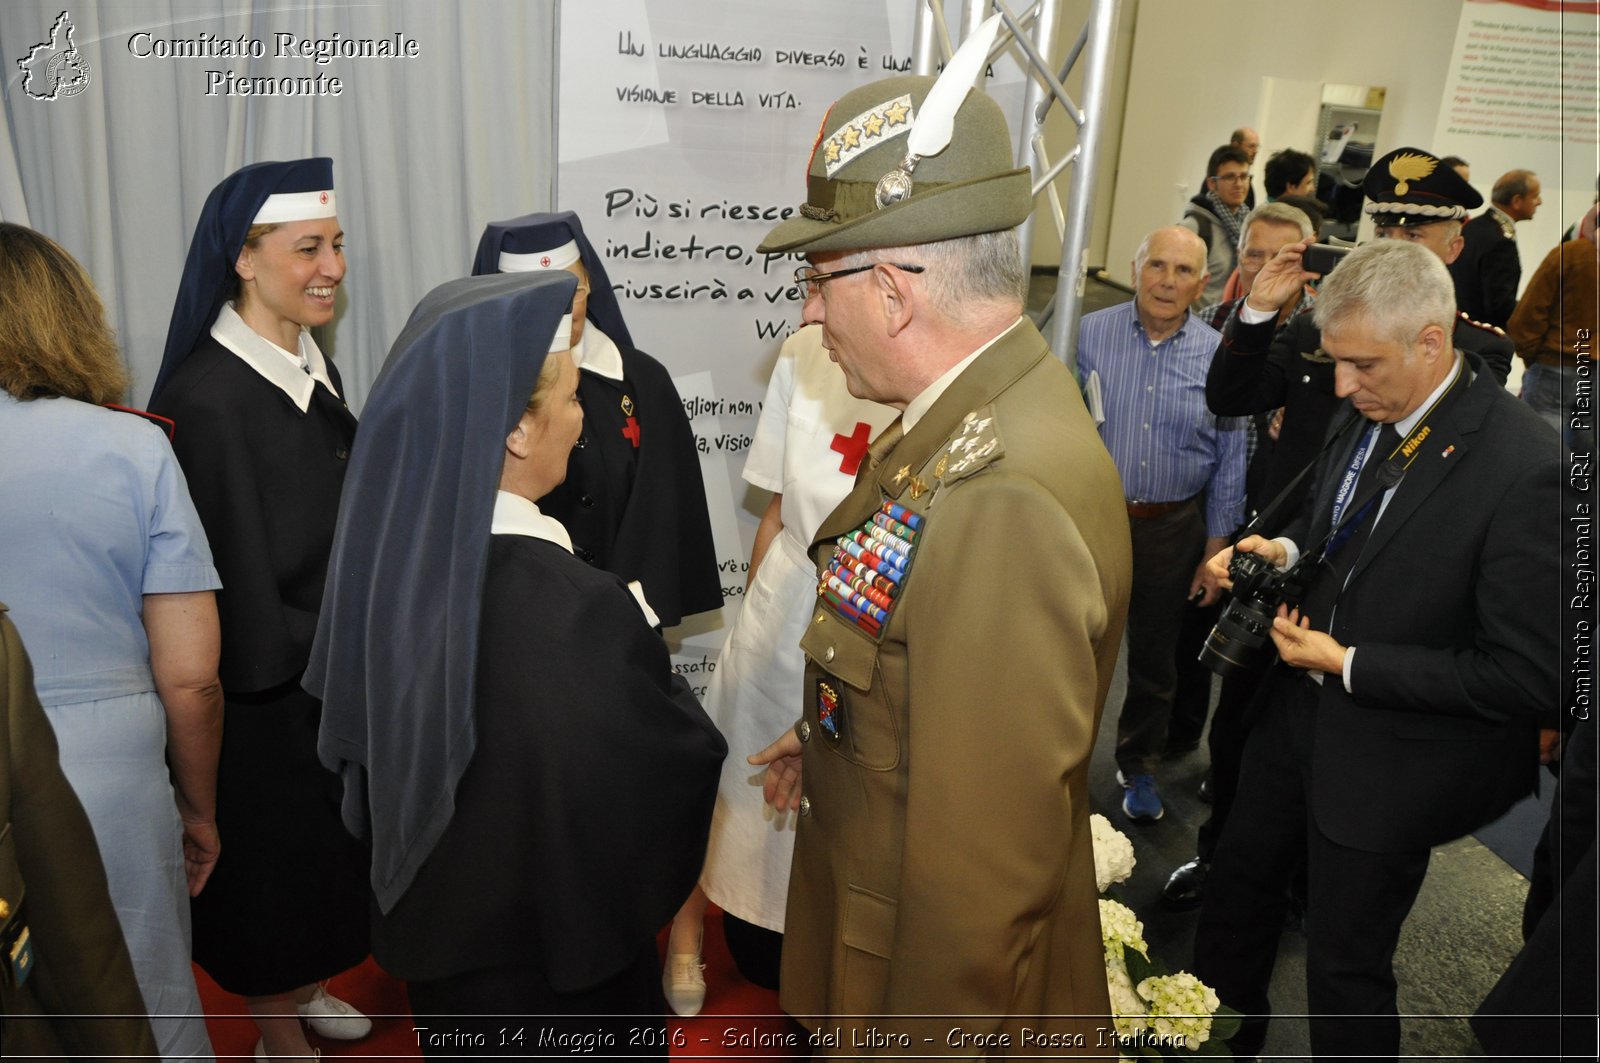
[1346,366,1485,583]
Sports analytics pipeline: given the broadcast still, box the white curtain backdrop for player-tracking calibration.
[0,0,559,409]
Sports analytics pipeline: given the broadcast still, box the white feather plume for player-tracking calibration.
[904,12,1002,161]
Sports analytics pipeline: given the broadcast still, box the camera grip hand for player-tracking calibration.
[1270,605,1349,677]
[1212,535,1286,589]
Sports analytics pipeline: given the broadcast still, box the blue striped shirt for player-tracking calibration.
[1076,301,1246,537]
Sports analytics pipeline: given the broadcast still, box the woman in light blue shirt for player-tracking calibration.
[0,223,223,1063]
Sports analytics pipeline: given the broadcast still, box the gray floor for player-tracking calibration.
[1044,271,1539,1060]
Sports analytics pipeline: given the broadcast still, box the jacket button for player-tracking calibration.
[580,494,596,508]
[335,447,350,460]
[823,646,835,663]
[796,720,811,743]
[798,796,811,817]
[577,548,596,563]
[575,435,588,449]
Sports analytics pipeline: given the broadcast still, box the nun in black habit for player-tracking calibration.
[303,270,726,1046]
[148,157,370,1059]
[472,212,722,626]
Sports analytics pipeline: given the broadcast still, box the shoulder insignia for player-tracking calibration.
[930,405,1005,487]
[1300,348,1334,364]
[1457,311,1506,336]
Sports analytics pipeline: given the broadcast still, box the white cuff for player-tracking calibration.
[1238,301,1277,325]
[1341,647,1355,693]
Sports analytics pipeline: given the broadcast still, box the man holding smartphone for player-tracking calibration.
[1207,146,1514,507]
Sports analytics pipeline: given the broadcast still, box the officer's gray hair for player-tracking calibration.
[842,229,1026,325]
[1313,240,1456,350]
[1240,202,1315,248]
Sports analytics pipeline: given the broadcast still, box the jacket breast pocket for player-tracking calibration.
[802,610,901,771]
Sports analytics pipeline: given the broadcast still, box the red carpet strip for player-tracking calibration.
[195,906,804,1059]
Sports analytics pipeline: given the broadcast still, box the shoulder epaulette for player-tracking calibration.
[103,404,176,440]
[1457,311,1506,337]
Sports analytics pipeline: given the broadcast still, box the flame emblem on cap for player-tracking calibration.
[1387,152,1436,196]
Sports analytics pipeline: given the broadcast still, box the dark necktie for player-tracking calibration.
[1301,421,1401,625]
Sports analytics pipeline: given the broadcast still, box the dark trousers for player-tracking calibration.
[722,910,782,991]
[1195,674,1430,1062]
[406,943,664,1060]
[1115,501,1206,775]
[1195,666,1265,861]
[1168,598,1221,749]
[1473,718,1598,1058]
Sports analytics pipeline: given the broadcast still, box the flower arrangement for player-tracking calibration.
[1092,814,1241,1059]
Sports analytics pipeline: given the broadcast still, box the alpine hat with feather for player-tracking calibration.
[1362,146,1482,228]
[759,16,1030,254]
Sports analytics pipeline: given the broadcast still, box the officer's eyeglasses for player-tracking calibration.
[794,262,926,295]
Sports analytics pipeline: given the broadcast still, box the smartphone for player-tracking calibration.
[1302,243,1352,276]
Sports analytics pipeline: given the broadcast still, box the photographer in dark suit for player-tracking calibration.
[1193,239,1561,1062]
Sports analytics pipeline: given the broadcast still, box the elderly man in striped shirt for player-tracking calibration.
[1077,225,1247,823]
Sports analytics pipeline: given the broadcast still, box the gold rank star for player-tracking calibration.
[893,464,911,484]
[863,112,886,138]
[841,124,862,150]
[884,100,911,125]
[824,138,842,165]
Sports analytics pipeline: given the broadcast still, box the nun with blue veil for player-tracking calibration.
[471,212,721,628]
[304,269,726,1052]
[148,158,371,1060]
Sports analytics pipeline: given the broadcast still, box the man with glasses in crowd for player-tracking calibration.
[1182,145,1254,308]
[750,71,1131,1050]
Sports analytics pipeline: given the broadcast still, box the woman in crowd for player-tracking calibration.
[304,270,725,1051]
[148,159,370,1060]
[0,222,220,1060]
[471,211,721,627]
[663,325,896,1015]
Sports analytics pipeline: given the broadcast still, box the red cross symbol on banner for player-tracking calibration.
[830,421,873,475]
[621,416,642,448]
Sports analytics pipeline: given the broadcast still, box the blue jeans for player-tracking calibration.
[1520,361,1583,451]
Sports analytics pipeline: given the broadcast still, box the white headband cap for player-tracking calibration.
[253,189,337,225]
[499,240,581,273]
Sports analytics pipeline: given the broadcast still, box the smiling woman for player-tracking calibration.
[148,158,372,1062]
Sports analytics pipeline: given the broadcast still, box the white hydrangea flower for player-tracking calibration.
[1135,971,1222,1051]
[1098,898,1147,960]
[1090,812,1136,892]
[1105,950,1149,1039]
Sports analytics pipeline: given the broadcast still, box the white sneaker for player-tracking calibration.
[296,984,373,1040]
[662,952,706,1017]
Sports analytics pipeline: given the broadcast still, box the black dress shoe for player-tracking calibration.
[1161,857,1209,910]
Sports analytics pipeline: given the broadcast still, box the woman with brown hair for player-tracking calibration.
[149,159,370,1061]
[0,222,222,1061]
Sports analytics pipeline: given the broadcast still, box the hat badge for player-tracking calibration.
[1387,152,1435,196]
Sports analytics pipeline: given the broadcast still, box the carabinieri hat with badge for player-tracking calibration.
[1362,146,1482,228]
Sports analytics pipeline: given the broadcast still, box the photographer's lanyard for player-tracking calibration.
[1319,355,1467,562]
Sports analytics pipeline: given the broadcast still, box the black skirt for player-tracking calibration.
[191,681,370,995]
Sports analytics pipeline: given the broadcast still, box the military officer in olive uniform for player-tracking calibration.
[1208,147,1514,509]
[751,66,1132,1052]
